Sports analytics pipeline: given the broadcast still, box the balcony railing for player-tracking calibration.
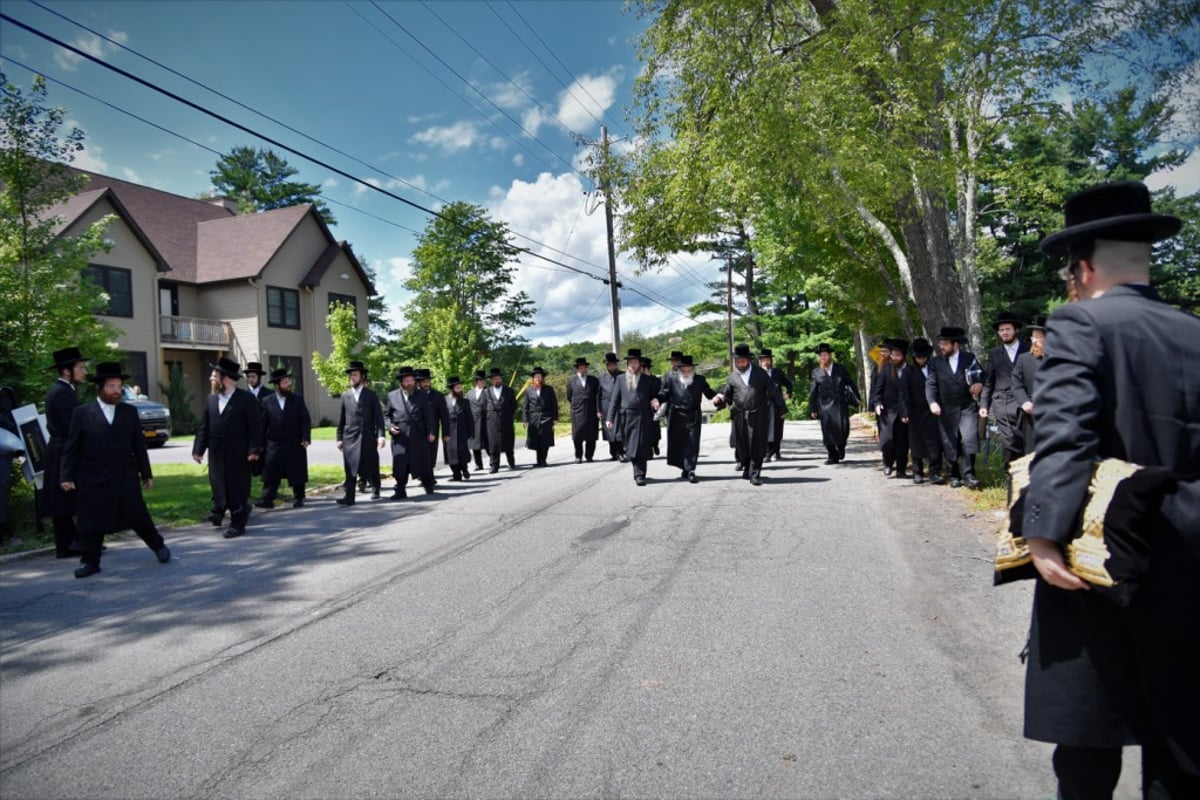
[160,315,232,348]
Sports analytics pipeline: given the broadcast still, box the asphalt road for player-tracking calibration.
[0,422,1139,799]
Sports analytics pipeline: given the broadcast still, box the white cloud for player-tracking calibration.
[121,167,141,183]
[321,177,339,190]
[512,154,525,167]
[410,120,482,154]
[1145,147,1200,195]
[483,72,534,110]
[556,72,620,132]
[71,142,108,174]
[52,30,128,72]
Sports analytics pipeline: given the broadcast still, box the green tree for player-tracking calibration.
[209,145,335,224]
[0,72,118,407]
[158,363,198,435]
[311,302,372,398]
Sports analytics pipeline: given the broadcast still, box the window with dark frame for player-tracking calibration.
[82,264,134,317]
[267,286,301,329]
[328,292,358,316]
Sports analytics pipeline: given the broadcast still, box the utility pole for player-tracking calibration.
[600,125,621,355]
[725,249,734,362]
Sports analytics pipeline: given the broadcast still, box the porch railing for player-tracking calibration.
[159,315,232,348]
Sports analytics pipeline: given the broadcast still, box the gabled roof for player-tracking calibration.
[300,238,373,294]
[42,185,169,272]
[195,203,311,283]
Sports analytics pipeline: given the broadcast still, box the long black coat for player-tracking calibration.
[1020,285,1200,769]
[714,366,785,466]
[925,350,983,457]
[468,385,488,451]
[605,372,656,460]
[597,370,623,444]
[422,388,451,466]
[565,373,600,443]
[60,401,154,536]
[871,362,909,455]
[41,378,79,517]
[658,372,715,471]
[337,386,385,481]
[261,393,311,488]
[194,389,264,511]
[384,388,435,481]
[898,362,939,461]
[523,385,558,450]
[809,363,857,457]
[442,394,474,467]
[483,384,517,455]
[245,385,272,476]
[1010,351,1042,456]
[764,366,792,446]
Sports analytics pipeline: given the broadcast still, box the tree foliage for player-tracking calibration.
[209,145,335,224]
[0,73,119,407]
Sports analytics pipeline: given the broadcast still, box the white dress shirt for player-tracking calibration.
[97,397,117,425]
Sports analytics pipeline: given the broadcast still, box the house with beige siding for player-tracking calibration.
[47,169,375,425]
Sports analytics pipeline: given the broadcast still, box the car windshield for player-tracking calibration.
[121,387,137,402]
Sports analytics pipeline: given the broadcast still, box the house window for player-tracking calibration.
[328,292,357,316]
[270,355,303,396]
[267,286,300,329]
[121,351,148,397]
[82,264,133,317]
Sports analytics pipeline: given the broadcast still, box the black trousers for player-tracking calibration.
[52,515,78,555]
[488,448,515,470]
[79,505,164,568]
[262,481,304,501]
[573,439,596,460]
[1053,744,1200,800]
[472,448,484,470]
[630,457,647,481]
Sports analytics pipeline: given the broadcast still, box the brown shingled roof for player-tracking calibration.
[41,185,169,271]
[196,203,311,283]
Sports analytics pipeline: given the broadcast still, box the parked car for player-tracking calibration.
[122,387,172,447]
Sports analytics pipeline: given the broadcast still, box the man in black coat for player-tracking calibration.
[442,377,474,481]
[483,367,517,473]
[565,357,600,463]
[808,343,859,465]
[871,338,911,478]
[597,352,625,462]
[522,366,558,467]
[606,349,657,485]
[243,362,271,478]
[759,349,793,461]
[1019,182,1199,797]
[1010,317,1045,456]
[193,357,263,537]
[925,327,984,488]
[468,370,488,471]
[979,311,1029,467]
[255,368,311,509]
[713,343,785,485]
[61,362,171,578]
[335,361,385,505]
[897,338,940,484]
[384,367,436,498]
[642,356,663,457]
[417,368,450,477]
[657,355,716,482]
[42,346,88,559]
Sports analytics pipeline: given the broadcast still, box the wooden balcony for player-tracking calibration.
[160,315,232,349]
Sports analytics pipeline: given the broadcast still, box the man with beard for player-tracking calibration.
[656,354,716,482]
[980,311,1029,467]
[522,366,558,467]
[898,338,941,484]
[484,367,517,473]
[713,343,785,485]
[605,349,657,486]
[243,362,270,478]
[60,362,171,578]
[872,338,911,478]
[255,367,311,509]
[468,370,488,471]
[384,366,436,498]
[597,352,625,462]
[925,327,984,488]
[193,357,263,537]
[566,357,600,463]
[1011,317,1045,456]
[1019,181,1199,798]
[43,346,88,559]
[759,349,793,461]
[809,343,859,465]
[642,356,663,457]
[335,360,386,505]
[443,376,474,481]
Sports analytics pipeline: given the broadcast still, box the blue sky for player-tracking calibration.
[2,0,1197,347]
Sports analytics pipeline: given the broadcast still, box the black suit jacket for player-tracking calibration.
[42,378,80,515]
[981,341,1029,408]
[60,401,152,534]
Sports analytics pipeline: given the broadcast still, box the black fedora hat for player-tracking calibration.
[88,361,129,384]
[529,366,547,377]
[679,354,695,367]
[624,348,643,361]
[937,326,967,342]
[993,311,1022,330]
[211,356,242,380]
[642,357,653,368]
[1040,181,1182,256]
[244,361,266,376]
[267,367,291,384]
[395,365,415,380]
[759,348,774,359]
[911,338,933,357]
[488,367,503,377]
[473,369,487,381]
[49,346,88,371]
[1028,315,1048,332]
[344,360,368,376]
[816,342,833,354]
[669,351,683,360]
[888,338,909,353]
[573,357,589,367]
[446,375,462,389]
[733,343,752,359]
[604,352,619,364]
[414,368,431,381]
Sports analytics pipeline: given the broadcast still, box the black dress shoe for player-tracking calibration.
[292,498,305,507]
[964,473,981,488]
[335,496,355,506]
[223,527,246,539]
[741,470,750,480]
[929,475,946,485]
[750,476,763,486]
[462,471,470,480]
[619,455,628,463]
[489,466,499,474]
[824,457,837,465]
[74,563,101,578]
[950,478,962,488]
[390,490,407,501]
[575,457,583,464]
[688,472,699,484]
[371,487,381,499]
[734,463,744,472]
[884,466,894,477]
[254,500,274,509]
[634,476,646,486]
[156,546,171,563]
[423,483,435,495]
[56,548,82,559]
[895,471,908,479]
[208,512,224,526]
[913,474,925,485]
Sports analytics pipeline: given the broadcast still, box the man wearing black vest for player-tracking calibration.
[335,360,386,505]
[606,349,657,485]
[483,367,517,472]
[255,367,311,509]
[384,366,436,498]
[713,343,785,485]
[193,357,263,537]
[566,357,600,463]
[979,311,1029,467]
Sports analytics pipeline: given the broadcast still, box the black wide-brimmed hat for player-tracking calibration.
[759,348,774,359]
[211,356,242,380]
[88,362,129,384]
[529,366,547,377]
[446,375,462,389]
[643,357,653,368]
[395,366,415,380]
[816,342,833,354]
[1040,181,1182,256]
[488,367,503,377]
[911,338,933,357]
[267,367,291,384]
[1028,315,1048,332]
[733,343,752,359]
[679,355,695,367]
[669,351,683,360]
[49,346,87,371]
[414,368,431,381]
[473,369,487,381]
[244,361,266,376]
[937,326,967,342]
[624,348,643,361]
[993,311,1022,330]
[344,360,368,376]
[888,338,909,353]
[604,352,619,364]
[574,357,589,367]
